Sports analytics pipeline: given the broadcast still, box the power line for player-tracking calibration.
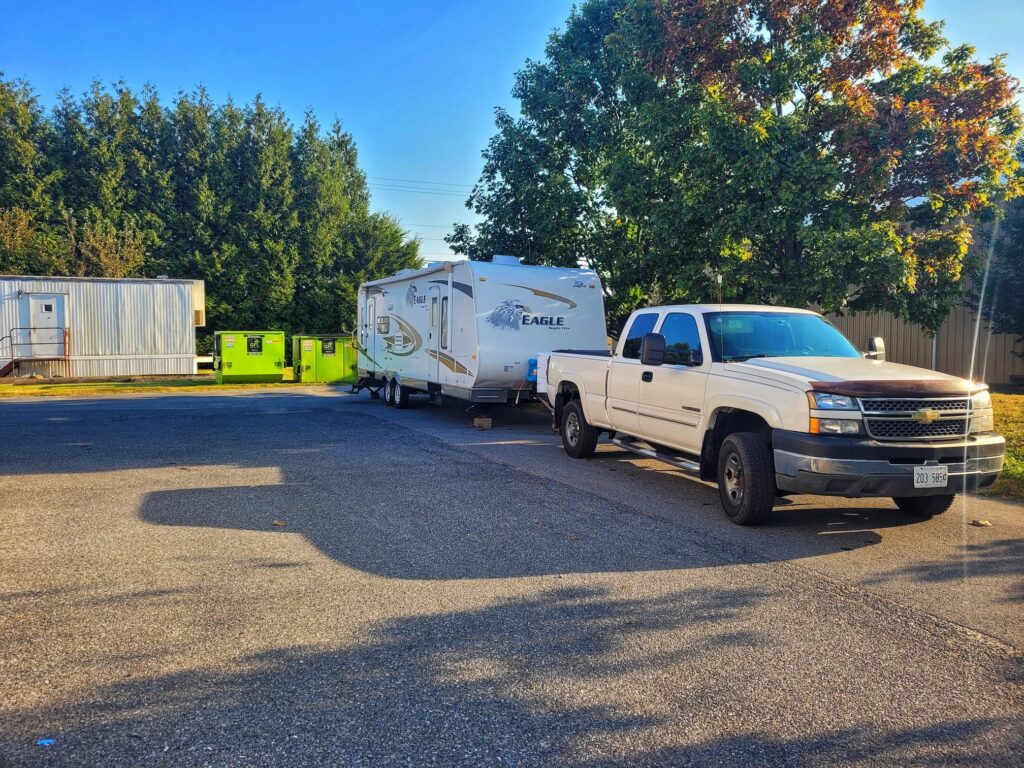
[367,175,473,189]
[369,185,466,197]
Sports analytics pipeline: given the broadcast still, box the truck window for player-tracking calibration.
[659,313,702,364]
[621,313,659,359]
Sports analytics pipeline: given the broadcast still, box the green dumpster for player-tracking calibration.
[214,331,285,384]
[292,335,358,384]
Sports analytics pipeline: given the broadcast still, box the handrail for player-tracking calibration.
[0,326,71,377]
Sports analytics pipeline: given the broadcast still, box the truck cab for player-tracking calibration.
[543,305,1004,525]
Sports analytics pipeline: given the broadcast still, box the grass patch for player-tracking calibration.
[984,392,1024,501]
[0,367,304,398]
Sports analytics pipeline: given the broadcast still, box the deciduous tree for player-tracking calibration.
[452,0,1022,332]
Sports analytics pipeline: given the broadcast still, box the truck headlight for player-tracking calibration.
[810,417,863,435]
[970,411,994,433]
[809,392,857,410]
[970,388,994,433]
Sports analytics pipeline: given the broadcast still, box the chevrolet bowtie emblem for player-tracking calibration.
[912,408,941,425]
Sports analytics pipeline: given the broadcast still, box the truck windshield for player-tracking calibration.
[704,312,861,362]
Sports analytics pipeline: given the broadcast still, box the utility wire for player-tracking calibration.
[367,175,472,189]
[369,185,466,197]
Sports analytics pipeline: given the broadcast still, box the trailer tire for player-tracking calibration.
[393,379,410,409]
[561,400,599,459]
[384,378,396,406]
[717,433,774,526]
[892,494,955,517]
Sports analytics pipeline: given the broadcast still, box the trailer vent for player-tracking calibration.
[491,254,521,266]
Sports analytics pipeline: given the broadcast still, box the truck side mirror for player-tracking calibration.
[640,333,666,366]
[866,336,885,361]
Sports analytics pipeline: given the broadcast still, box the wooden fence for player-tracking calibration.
[826,305,1024,385]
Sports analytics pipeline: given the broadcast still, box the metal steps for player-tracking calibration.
[610,435,702,476]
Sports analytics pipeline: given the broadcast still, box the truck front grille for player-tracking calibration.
[860,398,969,413]
[857,396,972,441]
[864,417,969,441]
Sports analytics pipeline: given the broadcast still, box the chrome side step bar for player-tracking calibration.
[610,436,702,476]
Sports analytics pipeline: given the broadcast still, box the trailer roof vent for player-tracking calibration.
[491,254,521,266]
[395,269,419,276]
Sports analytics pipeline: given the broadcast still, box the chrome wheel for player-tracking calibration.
[723,451,744,506]
[565,411,580,446]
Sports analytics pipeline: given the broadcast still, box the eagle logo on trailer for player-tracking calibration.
[405,284,425,306]
[487,299,532,331]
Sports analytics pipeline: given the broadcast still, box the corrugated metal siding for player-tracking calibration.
[1,277,196,377]
[827,306,1024,384]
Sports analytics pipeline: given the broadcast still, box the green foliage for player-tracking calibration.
[450,0,1022,333]
[0,73,421,343]
[982,144,1024,351]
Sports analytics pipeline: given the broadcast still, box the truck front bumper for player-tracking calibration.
[772,430,1005,498]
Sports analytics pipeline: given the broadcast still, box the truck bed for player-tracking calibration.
[550,349,612,357]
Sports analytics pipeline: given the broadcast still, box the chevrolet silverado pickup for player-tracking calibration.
[540,305,1005,525]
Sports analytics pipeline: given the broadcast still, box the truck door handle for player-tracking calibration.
[641,371,653,382]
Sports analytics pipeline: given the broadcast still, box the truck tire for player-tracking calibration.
[384,378,396,406]
[561,399,599,459]
[393,379,410,409]
[892,494,956,517]
[717,433,774,525]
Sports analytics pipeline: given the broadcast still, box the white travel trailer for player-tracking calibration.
[356,255,607,406]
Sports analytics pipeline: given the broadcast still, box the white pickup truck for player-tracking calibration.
[540,304,1005,525]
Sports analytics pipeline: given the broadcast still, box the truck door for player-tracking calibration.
[607,312,659,436]
[638,311,708,453]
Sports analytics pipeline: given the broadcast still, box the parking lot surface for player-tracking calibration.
[1,389,1022,766]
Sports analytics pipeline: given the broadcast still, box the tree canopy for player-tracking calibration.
[979,144,1024,352]
[0,75,421,348]
[449,0,1021,332]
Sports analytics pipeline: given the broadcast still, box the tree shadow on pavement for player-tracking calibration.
[1,392,928,579]
[862,538,1024,603]
[3,584,1018,768]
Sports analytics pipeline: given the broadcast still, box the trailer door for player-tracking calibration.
[428,285,441,382]
[366,299,377,374]
[27,294,66,358]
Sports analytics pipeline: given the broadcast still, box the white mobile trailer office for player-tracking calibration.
[0,275,205,378]
[357,256,607,404]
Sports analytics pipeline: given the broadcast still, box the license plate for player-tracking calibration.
[913,465,948,489]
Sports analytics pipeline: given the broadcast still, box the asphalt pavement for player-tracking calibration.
[0,388,1021,766]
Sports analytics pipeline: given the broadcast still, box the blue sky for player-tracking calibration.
[5,0,1022,260]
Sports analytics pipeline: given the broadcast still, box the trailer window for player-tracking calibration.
[441,297,449,349]
[376,315,390,334]
[621,313,659,359]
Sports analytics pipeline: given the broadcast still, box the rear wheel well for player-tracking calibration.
[553,382,581,432]
[700,409,773,480]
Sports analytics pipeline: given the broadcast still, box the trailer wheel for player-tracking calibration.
[384,378,396,406]
[560,400,599,459]
[716,433,774,526]
[393,379,410,409]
